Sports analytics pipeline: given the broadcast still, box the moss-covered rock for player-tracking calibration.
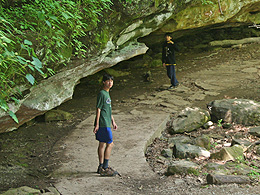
[104,68,130,78]
[194,135,211,150]
[208,99,260,125]
[167,160,200,176]
[168,107,211,134]
[210,145,244,161]
[45,109,73,122]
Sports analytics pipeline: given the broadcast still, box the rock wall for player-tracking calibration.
[1,0,260,133]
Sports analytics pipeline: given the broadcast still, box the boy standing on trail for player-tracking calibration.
[162,33,179,89]
[93,74,118,177]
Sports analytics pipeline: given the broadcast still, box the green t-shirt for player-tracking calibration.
[96,89,112,127]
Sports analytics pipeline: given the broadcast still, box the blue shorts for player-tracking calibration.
[96,127,113,144]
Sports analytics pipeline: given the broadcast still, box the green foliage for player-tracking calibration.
[210,142,218,149]
[0,0,113,123]
[200,0,214,5]
[217,119,223,127]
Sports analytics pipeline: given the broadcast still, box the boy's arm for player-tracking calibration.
[111,115,117,130]
[162,43,166,64]
[93,108,101,133]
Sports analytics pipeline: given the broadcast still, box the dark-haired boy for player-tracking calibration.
[162,33,179,89]
[93,74,118,176]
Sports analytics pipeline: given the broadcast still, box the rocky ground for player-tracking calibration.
[1,42,260,194]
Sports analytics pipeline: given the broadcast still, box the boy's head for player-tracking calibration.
[102,74,114,82]
[102,74,114,90]
[165,33,172,41]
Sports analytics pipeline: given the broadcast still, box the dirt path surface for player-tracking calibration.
[1,43,260,194]
[53,114,169,194]
[52,44,260,194]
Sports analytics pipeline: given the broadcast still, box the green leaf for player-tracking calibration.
[61,12,70,20]
[1,36,12,43]
[45,20,52,27]
[26,74,35,85]
[47,68,55,76]
[31,57,42,68]
[37,11,45,20]
[11,97,20,104]
[35,66,44,74]
[0,100,8,112]
[17,56,28,64]
[24,39,33,45]
[49,15,58,21]
[28,65,35,71]
[9,110,19,124]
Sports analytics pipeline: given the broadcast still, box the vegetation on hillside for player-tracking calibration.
[0,0,113,122]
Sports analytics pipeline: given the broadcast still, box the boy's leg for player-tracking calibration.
[98,142,106,165]
[103,142,114,169]
[172,65,179,86]
[166,66,171,80]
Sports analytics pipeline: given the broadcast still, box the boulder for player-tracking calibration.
[193,135,211,150]
[168,135,193,146]
[210,145,244,161]
[173,143,210,159]
[168,107,210,134]
[167,160,200,176]
[208,99,260,126]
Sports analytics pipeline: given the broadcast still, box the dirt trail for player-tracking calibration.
[52,44,260,194]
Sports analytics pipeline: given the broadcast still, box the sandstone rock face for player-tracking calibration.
[208,99,260,125]
[0,43,148,133]
[168,107,210,134]
[1,0,260,133]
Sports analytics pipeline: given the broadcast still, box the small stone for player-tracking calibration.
[231,139,251,147]
[222,123,232,129]
[161,148,173,158]
[203,121,213,129]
